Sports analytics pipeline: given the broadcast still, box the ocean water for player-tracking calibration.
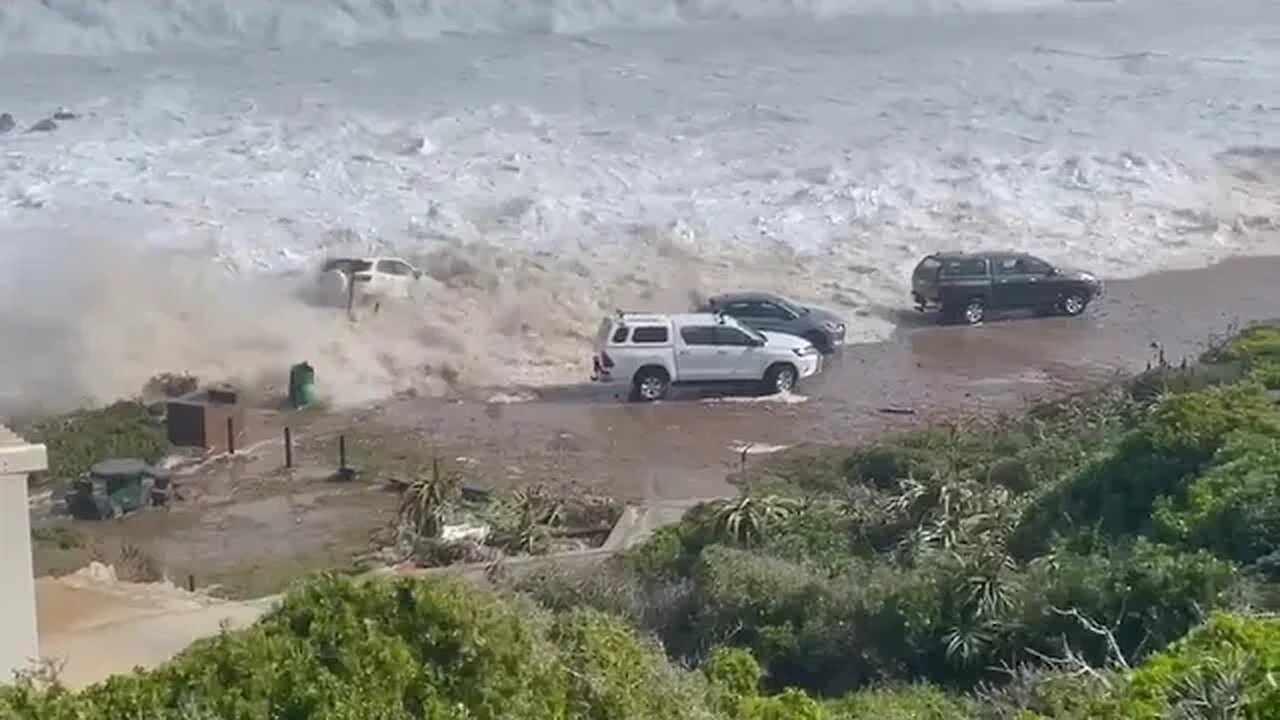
[1,0,1278,412]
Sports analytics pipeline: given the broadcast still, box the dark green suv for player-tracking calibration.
[911,252,1103,325]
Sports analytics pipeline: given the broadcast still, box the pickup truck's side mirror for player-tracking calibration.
[1046,267,1058,277]
[751,337,766,347]
[413,270,423,279]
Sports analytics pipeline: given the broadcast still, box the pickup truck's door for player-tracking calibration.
[991,255,1054,308]
[675,325,726,382]
[712,326,767,379]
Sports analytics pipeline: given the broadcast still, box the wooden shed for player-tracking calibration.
[166,386,245,452]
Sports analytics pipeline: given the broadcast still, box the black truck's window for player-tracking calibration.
[940,258,989,278]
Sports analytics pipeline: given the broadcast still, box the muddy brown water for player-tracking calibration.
[31,256,1280,597]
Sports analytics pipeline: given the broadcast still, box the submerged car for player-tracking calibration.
[696,291,847,353]
[911,251,1103,325]
[315,256,423,309]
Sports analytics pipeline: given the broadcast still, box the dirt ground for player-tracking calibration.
[28,255,1280,600]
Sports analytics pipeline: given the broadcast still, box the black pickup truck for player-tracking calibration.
[911,251,1103,325]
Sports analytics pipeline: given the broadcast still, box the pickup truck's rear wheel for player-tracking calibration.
[1059,292,1088,317]
[764,363,798,395]
[630,368,670,402]
[961,298,986,325]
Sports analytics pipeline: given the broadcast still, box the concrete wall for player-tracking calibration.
[0,425,47,682]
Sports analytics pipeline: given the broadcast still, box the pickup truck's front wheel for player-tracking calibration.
[630,368,670,402]
[763,363,798,395]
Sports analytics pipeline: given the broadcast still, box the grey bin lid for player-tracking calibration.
[89,458,153,478]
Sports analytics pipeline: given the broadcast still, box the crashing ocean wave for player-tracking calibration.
[0,0,1277,413]
[2,0,1077,57]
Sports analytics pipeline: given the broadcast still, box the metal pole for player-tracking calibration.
[227,417,235,454]
[284,427,293,468]
[339,434,347,469]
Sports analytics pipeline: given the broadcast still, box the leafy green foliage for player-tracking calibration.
[1209,325,1280,365]
[828,685,969,719]
[398,457,462,540]
[1014,381,1280,553]
[1154,433,1280,567]
[0,574,719,720]
[489,484,566,555]
[1090,613,1280,719]
[24,401,169,480]
[739,688,832,720]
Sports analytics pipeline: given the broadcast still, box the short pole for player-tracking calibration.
[227,417,235,455]
[338,434,347,469]
[187,574,195,592]
[284,427,293,469]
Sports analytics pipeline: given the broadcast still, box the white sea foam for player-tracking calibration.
[1,0,1278,414]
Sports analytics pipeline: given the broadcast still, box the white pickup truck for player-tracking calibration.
[590,312,823,401]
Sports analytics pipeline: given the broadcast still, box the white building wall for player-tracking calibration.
[0,425,46,682]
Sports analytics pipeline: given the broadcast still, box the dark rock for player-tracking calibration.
[26,118,57,133]
[0,113,14,133]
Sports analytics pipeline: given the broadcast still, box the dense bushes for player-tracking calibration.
[1091,613,1280,719]
[0,574,716,720]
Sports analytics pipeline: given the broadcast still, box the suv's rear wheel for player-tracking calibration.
[631,368,670,402]
[1059,292,1088,317]
[763,363,798,395]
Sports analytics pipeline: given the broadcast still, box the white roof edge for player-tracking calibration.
[0,424,49,475]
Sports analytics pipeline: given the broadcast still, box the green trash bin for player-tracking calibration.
[289,362,316,409]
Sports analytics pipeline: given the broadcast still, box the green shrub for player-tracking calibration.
[1212,325,1280,364]
[1014,382,1280,552]
[1155,432,1280,566]
[740,688,832,720]
[1091,613,1280,719]
[25,401,170,480]
[1017,541,1237,668]
[704,647,764,700]
[0,574,724,720]
[828,685,969,719]
[1248,358,1280,390]
[553,609,715,720]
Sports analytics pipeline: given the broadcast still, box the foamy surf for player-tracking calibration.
[705,392,811,406]
[1,0,1278,414]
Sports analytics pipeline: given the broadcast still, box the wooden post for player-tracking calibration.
[284,427,293,469]
[226,417,235,455]
[338,435,347,470]
[187,574,195,592]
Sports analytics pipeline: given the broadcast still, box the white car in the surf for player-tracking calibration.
[590,311,823,402]
[316,256,423,308]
